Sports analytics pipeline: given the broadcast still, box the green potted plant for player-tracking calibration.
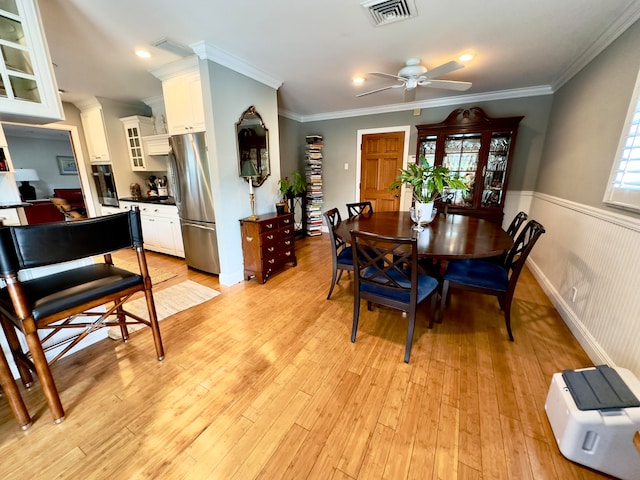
[390,156,467,228]
[277,170,306,214]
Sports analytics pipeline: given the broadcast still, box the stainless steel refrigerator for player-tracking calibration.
[168,132,221,274]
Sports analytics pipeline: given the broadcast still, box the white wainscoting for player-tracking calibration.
[506,191,640,378]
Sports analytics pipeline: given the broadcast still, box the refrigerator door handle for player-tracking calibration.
[182,222,215,231]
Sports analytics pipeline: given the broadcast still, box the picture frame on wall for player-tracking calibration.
[57,156,77,175]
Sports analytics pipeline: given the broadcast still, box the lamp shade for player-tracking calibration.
[14,168,40,182]
[240,160,258,178]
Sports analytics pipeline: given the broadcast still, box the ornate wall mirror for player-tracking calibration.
[236,105,269,187]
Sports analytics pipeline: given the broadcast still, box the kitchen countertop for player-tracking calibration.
[119,196,176,206]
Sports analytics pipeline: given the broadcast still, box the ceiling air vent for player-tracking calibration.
[360,0,417,27]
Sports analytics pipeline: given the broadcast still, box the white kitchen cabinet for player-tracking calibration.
[99,205,121,216]
[80,106,110,163]
[0,0,64,124]
[120,116,167,171]
[154,57,205,135]
[120,201,184,257]
[142,133,171,155]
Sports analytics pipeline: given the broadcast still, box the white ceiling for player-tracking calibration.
[38,0,640,121]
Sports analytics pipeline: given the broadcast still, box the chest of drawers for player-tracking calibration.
[240,212,297,283]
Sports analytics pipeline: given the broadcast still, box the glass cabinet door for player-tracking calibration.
[481,133,512,207]
[0,0,63,122]
[442,133,480,207]
[417,134,437,166]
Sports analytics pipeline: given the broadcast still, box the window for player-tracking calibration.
[604,69,640,212]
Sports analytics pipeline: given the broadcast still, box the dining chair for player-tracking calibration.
[506,211,528,238]
[438,219,545,340]
[323,208,354,299]
[346,201,373,218]
[350,230,439,363]
[0,209,164,423]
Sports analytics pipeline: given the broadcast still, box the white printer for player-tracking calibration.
[545,365,640,480]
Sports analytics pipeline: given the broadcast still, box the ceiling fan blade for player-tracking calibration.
[356,84,404,97]
[367,71,405,82]
[404,88,416,102]
[419,79,472,91]
[423,60,464,80]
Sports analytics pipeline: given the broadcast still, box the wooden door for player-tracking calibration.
[360,131,405,211]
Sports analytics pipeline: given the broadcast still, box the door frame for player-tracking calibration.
[355,125,411,210]
[2,121,97,218]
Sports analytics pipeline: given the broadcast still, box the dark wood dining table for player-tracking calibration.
[335,212,513,260]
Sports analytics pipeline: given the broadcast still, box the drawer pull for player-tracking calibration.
[267,234,274,240]
[283,219,291,224]
[266,223,274,229]
[267,246,275,252]
[284,240,291,246]
[284,251,291,256]
[268,259,276,264]
[246,236,254,242]
[283,229,291,235]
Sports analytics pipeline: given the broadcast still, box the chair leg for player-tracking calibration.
[0,315,33,387]
[351,297,360,343]
[143,288,165,361]
[327,266,338,300]
[404,308,416,363]
[116,299,129,342]
[24,329,64,423]
[503,295,514,341]
[0,346,31,430]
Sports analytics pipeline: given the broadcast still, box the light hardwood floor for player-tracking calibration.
[0,236,613,479]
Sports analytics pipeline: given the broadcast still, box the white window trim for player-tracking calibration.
[604,68,640,212]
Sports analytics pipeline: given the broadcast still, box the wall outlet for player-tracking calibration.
[344,163,349,170]
[571,286,578,302]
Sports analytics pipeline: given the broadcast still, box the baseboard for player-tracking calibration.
[526,258,612,367]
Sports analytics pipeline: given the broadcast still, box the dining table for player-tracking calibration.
[335,211,513,260]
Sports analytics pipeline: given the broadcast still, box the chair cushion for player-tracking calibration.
[444,259,509,291]
[361,266,438,304]
[0,264,143,322]
[336,247,354,266]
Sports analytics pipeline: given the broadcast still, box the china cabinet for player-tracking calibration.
[120,116,167,171]
[0,0,64,124]
[415,107,523,224]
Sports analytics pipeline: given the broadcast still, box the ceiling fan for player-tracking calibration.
[357,57,472,101]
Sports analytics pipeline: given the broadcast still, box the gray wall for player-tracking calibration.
[280,96,553,214]
[536,18,640,219]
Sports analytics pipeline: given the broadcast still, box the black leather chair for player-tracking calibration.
[439,220,546,340]
[346,201,373,218]
[0,209,164,423]
[350,230,439,363]
[323,208,354,299]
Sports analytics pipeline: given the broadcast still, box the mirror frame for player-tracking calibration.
[236,105,269,187]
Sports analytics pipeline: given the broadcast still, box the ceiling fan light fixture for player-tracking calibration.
[360,0,417,27]
[459,53,474,62]
[353,76,365,85]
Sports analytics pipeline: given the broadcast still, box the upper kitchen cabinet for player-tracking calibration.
[152,57,205,135]
[416,107,523,225]
[120,115,167,171]
[0,0,64,124]
[80,105,110,162]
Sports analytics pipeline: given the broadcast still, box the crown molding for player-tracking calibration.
[149,56,199,81]
[190,41,283,90]
[282,85,554,123]
[552,3,640,90]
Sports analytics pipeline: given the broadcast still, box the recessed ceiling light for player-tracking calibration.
[353,76,365,85]
[459,53,474,62]
[135,49,151,59]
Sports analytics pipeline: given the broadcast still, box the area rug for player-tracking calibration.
[107,280,220,339]
[94,256,177,285]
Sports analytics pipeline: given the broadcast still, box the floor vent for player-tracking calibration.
[360,0,417,27]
